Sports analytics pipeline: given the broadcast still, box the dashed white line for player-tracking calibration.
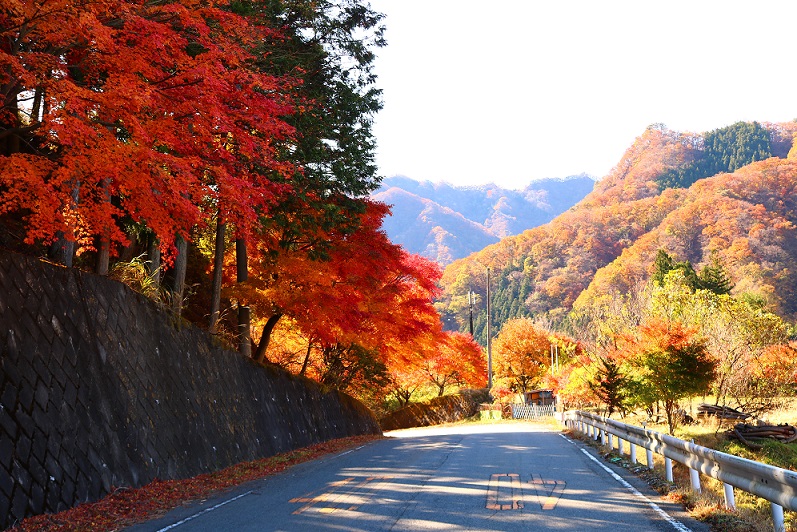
[156,443,371,529]
[155,490,254,531]
[336,444,367,457]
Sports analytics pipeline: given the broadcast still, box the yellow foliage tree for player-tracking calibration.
[492,318,552,393]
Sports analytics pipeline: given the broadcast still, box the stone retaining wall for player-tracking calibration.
[379,393,482,431]
[0,252,380,529]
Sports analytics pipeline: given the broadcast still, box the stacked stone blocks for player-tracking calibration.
[0,252,380,529]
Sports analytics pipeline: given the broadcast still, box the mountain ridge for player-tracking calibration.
[373,174,595,264]
[435,121,797,343]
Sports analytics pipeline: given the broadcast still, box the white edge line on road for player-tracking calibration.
[336,444,366,457]
[154,443,369,530]
[560,434,693,532]
[155,490,254,531]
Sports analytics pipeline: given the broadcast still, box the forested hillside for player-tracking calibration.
[438,122,797,344]
[373,175,595,264]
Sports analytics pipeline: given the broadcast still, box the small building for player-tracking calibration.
[517,389,555,406]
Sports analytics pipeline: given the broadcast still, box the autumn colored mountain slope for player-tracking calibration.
[438,122,797,344]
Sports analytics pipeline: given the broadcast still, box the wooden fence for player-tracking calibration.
[511,404,556,419]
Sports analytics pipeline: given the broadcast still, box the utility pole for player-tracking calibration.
[468,289,474,336]
[486,267,492,390]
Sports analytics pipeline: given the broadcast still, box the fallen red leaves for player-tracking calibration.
[13,434,382,532]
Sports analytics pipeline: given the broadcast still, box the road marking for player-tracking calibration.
[560,434,693,532]
[155,490,254,531]
[290,476,390,514]
[336,445,367,457]
[486,473,524,510]
[529,474,566,510]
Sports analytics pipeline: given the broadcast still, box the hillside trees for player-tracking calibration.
[651,249,733,295]
[573,157,797,324]
[567,258,795,422]
[439,123,797,339]
[656,121,773,190]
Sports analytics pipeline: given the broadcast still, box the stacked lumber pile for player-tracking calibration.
[729,423,797,449]
[697,404,751,420]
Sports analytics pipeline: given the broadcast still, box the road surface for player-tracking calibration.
[128,423,709,531]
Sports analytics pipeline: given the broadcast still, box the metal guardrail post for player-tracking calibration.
[646,448,654,470]
[665,457,673,482]
[689,467,701,493]
[617,436,623,455]
[601,429,606,445]
[689,439,701,493]
[772,503,785,532]
[630,442,637,464]
[607,432,613,448]
[723,483,735,509]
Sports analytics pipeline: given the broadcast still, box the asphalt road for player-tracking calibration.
[127,423,710,531]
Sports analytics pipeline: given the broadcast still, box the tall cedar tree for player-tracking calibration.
[589,357,630,418]
[209,0,387,350]
[652,249,733,295]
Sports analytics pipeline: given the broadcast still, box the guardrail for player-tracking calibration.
[564,410,797,532]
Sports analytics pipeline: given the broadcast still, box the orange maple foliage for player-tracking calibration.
[1,0,295,262]
[420,331,486,396]
[491,318,553,392]
[211,198,450,399]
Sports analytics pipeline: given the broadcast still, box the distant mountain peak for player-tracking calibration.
[372,175,595,265]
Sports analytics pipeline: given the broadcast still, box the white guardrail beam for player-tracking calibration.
[565,410,797,531]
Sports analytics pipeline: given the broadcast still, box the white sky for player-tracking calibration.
[368,0,797,189]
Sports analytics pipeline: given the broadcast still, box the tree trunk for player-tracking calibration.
[253,313,283,364]
[236,238,251,357]
[146,234,161,285]
[96,236,110,275]
[665,399,676,435]
[50,233,75,268]
[31,87,43,127]
[238,306,251,357]
[172,234,188,314]
[50,181,81,267]
[300,338,314,376]
[208,217,225,332]
[95,178,111,275]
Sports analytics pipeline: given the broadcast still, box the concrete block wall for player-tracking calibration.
[0,252,380,529]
